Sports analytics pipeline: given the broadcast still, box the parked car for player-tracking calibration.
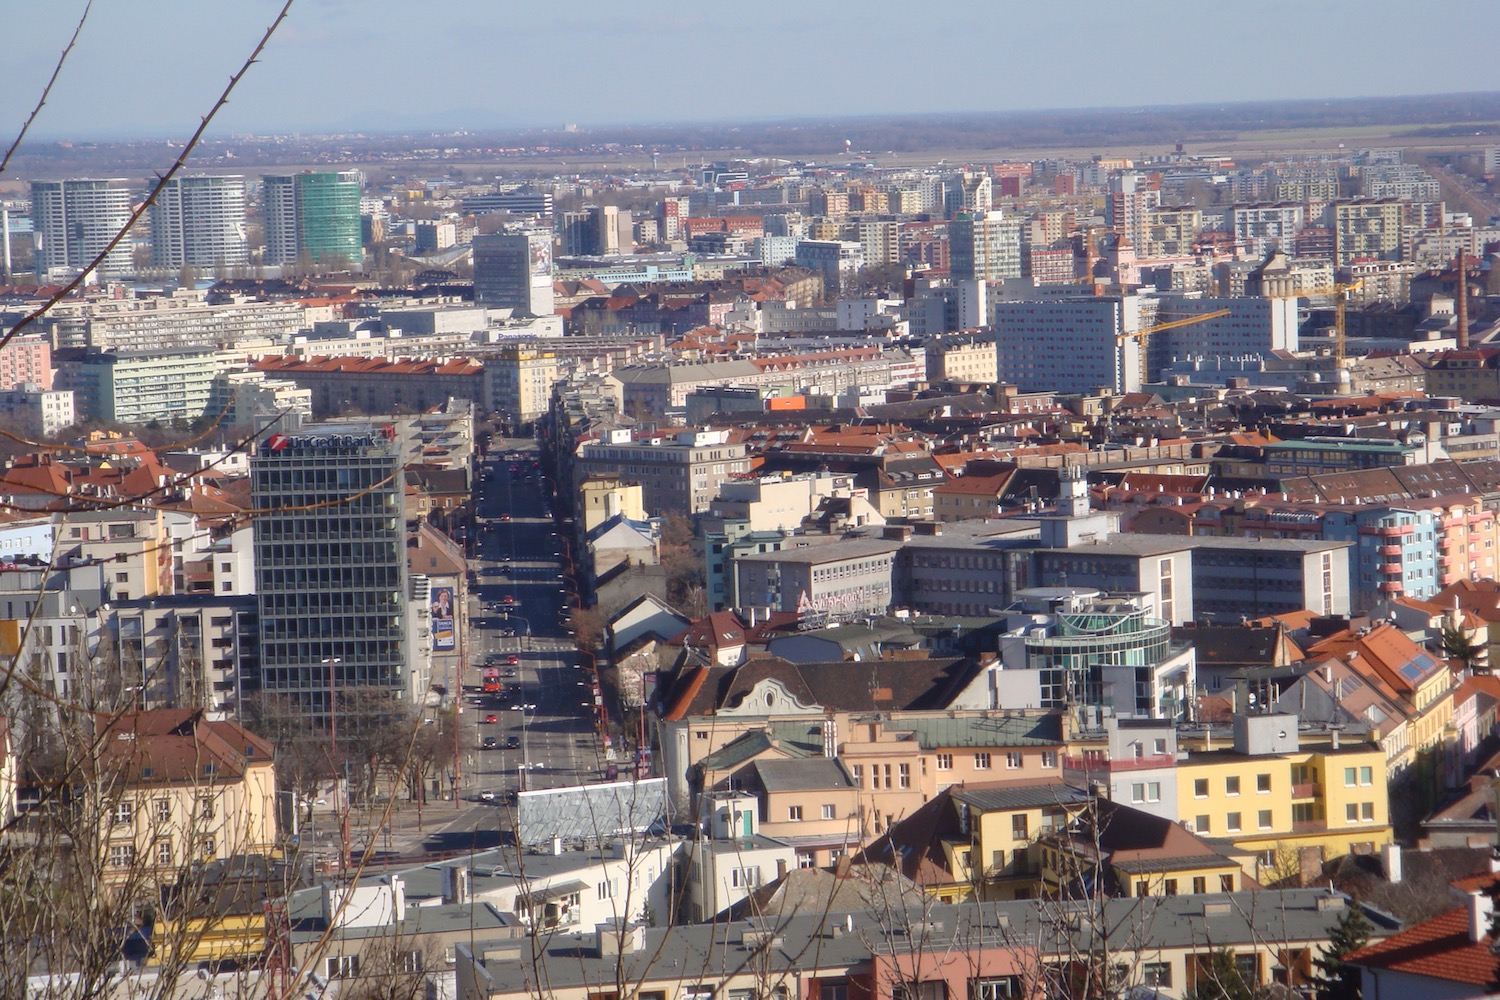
[478,789,495,801]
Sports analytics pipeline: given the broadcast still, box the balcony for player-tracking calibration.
[1063,753,1176,773]
[1380,582,1404,593]
[1291,820,1325,834]
[1358,524,1416,537]
[1291,783,1319,799]
[1379,563,1403,575]
[1377,545,1403,557]
[1439,554,1453,567]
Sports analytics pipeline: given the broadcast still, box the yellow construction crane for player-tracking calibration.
[1273,282,1362,391]
[1114,307,1233,385]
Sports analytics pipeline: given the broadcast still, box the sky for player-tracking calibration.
[3,0,1500,139]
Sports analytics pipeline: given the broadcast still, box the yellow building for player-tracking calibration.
[1176,715,1390,884]
[691,711,1068,867]
[1038,798,1247,899]
[578,474,647,537]
[99,709,279,887]
[953,778,1091,900]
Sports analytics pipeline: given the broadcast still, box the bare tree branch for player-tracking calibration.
[0,0,297,351]
[0,0,93,178]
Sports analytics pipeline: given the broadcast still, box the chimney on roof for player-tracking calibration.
[1469,889,1493,943]
[1457,253,1470,350]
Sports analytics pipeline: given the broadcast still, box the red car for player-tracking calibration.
[483,713,498,724]
[502,595,516,605]
[505,654,520,665]
[499,514,511,522]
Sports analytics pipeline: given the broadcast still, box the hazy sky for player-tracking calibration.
[4,0,1500,138]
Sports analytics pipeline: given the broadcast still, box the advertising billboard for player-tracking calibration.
[431,586,456,651]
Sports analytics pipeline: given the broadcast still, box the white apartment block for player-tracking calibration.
[0,384,75,439]
[1229,203,1307,258]
[992,295,1144,394]
[151,175,249,269]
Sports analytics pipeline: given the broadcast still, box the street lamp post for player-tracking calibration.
[322,656,346,866]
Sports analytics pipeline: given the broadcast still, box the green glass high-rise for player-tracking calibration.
[262,170,364,266]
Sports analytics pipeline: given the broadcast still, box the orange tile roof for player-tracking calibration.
[1349,900,1500,987]
[251,355,483,376]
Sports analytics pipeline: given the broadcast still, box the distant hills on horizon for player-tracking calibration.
[8,90,1500,176]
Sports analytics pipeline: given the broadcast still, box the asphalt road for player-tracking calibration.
[424,437,604,852]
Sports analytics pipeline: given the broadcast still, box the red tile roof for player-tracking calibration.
[1349,901,1500,988]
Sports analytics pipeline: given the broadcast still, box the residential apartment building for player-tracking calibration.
[97,710,277,885]
[794,239,864,293]
[60,347,226,425]
[1330,199,1404,266]
[1142,206,1203,257]
[486,347,558,423]
[0,384,74,439]
[30,178,134,278]
[949,211,1023,282]
[1176,715,1391,882]
[458,891,1390,1000]
[0,334,53,390]
[1227,203,1306,258]
[573,428,750,516]
[150,175,249,269]
[992,295,1144,394]
[252,355,487,417]
[113,595,258,713]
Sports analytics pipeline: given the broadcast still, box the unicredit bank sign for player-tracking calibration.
[266,427,394,451]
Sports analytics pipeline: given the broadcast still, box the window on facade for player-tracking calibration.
[1193,876,1207,894]
[1221,874,1235,891]
[1257,773,1271,793]
[974,753,991,770]
[1012,814,1028,840]
[1227,812,1242,832]
[1195,815,1209,833]
[936,753,953,770]
[1257,810,1273,830]
[109,844,136,869]
[1226,776,1240,796]
[1344,767,1356,787]
[1143,963,1172,988]
[326,956,360,978]
[1163,879,1178,896]
[1194,778,1208,798]
[822,804,837,820]
[1005,752,1023,770]
[788,805,803,821]
[852,765,864,786]
[971,979,1020,1000]
[1041,751,1058,769]
[1346,803,1359,823]
[899,763,911,788]
[1361,802,1374,822]
[113,802,133,825]
[156,840,172,866]
[1360,766,1373,786]
[1154,738,1168,755]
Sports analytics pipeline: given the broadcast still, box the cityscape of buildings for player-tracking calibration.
[4,120,1500,998]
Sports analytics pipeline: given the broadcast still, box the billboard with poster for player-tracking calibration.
[431,586,456,650]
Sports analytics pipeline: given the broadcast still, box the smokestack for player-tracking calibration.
[1457,253,1470,350]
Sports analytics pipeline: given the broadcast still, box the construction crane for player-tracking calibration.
[1114,307,1233,386]
[1273,282,1362,392]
